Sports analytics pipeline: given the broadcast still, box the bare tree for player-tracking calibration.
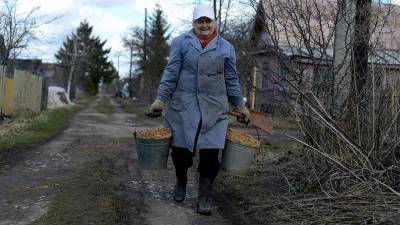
[223,17,254,98]
[252,0,337,115]
[0,0,41,60]
[122,26,145,97]
[247,0,400,223]
[208,0,234,34]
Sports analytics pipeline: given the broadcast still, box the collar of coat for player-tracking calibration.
[184,29,219,54]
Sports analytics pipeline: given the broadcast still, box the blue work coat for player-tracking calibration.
[157,29,244,151]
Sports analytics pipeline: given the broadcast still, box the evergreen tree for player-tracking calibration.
[121,5,170,101]
[146,4,170,85]
[55,20,116,97]
[86,36,116,94]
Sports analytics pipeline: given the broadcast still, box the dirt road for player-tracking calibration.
[0,96,232,225]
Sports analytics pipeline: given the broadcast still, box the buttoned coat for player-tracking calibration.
[157,29,243,151]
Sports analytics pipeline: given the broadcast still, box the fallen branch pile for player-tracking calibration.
[251,193,400,224]
[251,80,400,223]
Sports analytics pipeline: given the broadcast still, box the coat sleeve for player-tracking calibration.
[225,44,244,108]
[157,38,182,103]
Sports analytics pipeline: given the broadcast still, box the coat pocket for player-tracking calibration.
[169,97,187,112]
[201,55,224,75]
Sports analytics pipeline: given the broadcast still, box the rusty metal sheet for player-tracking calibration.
[249,109,273,134]
[229,109,273,134]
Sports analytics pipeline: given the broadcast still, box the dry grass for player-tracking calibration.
[0,99,90,152]
[115,98,148,116]
[33,158,131,225]
[95,96,115,114]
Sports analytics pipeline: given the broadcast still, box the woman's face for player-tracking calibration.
[194,17,216,39]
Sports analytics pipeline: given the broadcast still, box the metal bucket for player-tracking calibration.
[135,136,171,170]
[221,139,257,174]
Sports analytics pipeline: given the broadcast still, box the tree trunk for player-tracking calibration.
[349,0,372,143]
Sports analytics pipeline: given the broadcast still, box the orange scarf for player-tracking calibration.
[198,30,217,48]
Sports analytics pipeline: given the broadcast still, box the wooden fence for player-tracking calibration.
[12,70,43,114]
[0,66,4,115]
[1,69,43,116]
[2,77,13,115]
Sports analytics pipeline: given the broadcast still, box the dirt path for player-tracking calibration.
[0,96,232,225]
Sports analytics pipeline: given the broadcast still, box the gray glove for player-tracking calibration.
[232,106,250,124]
[148,99,165,118]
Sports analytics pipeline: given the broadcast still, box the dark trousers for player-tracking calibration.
[171,146,220,180]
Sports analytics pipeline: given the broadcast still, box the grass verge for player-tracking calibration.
[115,98,164,123]
[271,117,299,130]
[0,99,91,152]
[115,98,148,116]
[216,141,297,200]
[33,158,131,225]
[95,96,115,114]
[215,140,302,225]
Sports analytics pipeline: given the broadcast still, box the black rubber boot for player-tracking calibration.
[197,176,212,215]
[171,147,193,203]
[173,178,187,202]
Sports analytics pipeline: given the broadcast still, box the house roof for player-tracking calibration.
[5,58,42,76]
[38,63,58,78]
[254,0,400,50]
[279,46,333,61]
[371,49,400,65]
[276,46,400,66]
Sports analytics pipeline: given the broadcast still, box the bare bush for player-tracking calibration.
[249,0,400,222]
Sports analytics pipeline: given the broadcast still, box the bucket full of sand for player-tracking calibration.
[222,128,260,174]
[134,128,171,170]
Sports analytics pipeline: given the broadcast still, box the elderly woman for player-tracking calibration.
[149,4,249,215]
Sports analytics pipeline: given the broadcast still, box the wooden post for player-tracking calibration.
[251,64,257,110]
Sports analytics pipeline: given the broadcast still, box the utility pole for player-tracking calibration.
[251,64,257,110]
[117,52,120,74]
[139,8,147,100]
[332,0,356,116]
[213,0,217,22]
[128,46,133,97]
[0,34,5,65]
[114,51,121,76]
[67,36,78,101]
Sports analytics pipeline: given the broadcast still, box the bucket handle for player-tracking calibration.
[254,127,261,141]
[132,115,137,138]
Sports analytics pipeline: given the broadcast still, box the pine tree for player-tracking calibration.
[121,5,170,101]
[140,5,170,101]
[146,5,170,79]
[55,20,116,97]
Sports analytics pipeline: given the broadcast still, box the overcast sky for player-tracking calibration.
[10,0,400,78]
[16,0,193,77]
[11,0,253,78]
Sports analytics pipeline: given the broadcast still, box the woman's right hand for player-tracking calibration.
[147,99,165,118]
